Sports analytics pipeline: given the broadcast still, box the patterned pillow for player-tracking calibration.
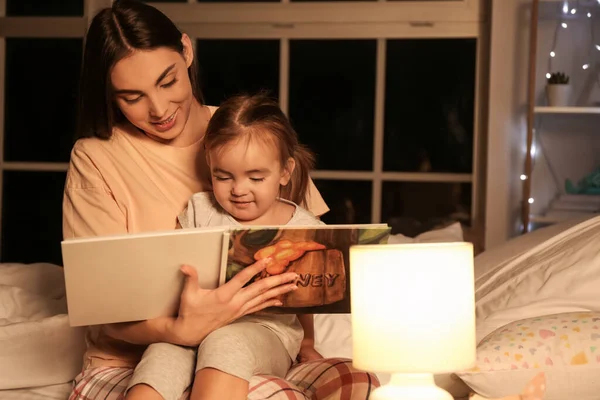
[457,312,600,400]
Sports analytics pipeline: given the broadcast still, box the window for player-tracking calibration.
[196,39,280,104]
[0,1,85,265]
[289,39,376,172]
[188,1,484,232]
[0,0,486,264]
[6,0,83,16]
[5,38,81,163]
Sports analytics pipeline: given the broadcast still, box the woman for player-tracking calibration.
[64,1,379,399]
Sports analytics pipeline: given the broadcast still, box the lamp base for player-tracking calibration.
[371,373,453,400]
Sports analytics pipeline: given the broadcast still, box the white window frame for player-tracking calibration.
[0,0,487,259]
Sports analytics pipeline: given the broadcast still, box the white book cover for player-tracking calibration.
[61,224,391,327]
[62,228,229,327]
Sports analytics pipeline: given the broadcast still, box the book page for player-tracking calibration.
[224,225,391,314]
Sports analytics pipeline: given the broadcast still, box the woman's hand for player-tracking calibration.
[167,257,298,347]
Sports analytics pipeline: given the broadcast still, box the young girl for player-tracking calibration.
[126,93,324,400]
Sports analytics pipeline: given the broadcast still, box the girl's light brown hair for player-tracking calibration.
[204,93,315,207]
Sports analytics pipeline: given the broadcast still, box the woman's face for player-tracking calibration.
[110,35,195,143]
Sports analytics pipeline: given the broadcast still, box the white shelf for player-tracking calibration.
[534,106,600,114]
[530,215,563,224]
[530,194,600,225]
[530,210,598,224]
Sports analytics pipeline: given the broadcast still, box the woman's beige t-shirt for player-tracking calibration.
[62,110,329,367]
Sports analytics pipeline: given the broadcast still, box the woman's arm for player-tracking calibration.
[106,261,300,347]
[64,146,171,343]
[102,318,181,345]
[63,145,127,239]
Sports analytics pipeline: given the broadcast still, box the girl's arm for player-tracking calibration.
[297,314,323,362]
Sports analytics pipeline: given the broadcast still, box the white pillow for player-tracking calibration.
[474,215,600,344]
[388,222,464,244]
[459,312,600,400]
[474,214,594,282]
[0,263,86,389]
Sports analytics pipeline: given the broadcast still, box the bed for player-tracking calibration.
[2,217,600,399]
[1,383,73,400]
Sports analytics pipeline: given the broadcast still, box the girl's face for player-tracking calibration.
[110,35,196,144]
[209,135,295,224]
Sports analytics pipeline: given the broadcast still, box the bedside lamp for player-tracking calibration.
[350,242,475,400]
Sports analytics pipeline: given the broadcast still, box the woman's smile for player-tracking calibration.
[151,109,178,132]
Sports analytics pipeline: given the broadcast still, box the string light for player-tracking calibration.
[529,0,598,228]
[547,4,600,78]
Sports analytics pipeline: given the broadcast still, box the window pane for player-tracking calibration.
[384,39,476,173]
[381,181,471,236]
[289,40,376,171]
[197,0,280,2]
[292,0,374,2]
[196,40,280,106]
[7,0,83,16]
[1,171,66,265]
[314,180,372,225]
[4,39,82,163]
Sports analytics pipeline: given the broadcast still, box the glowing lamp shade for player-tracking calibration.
[350,242,476,400]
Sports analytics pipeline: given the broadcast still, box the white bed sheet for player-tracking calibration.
[0,382,72,400]
[0,263,86,390]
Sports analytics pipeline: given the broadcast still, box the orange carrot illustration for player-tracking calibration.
[254,240,326,275]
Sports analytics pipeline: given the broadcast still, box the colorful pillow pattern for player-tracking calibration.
[473,312,600,372]
[458,311,600,400]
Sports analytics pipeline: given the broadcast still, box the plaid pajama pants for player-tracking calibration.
[69,358,379,400]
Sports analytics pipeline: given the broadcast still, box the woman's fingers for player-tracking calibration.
[244,298,284,315]
[180,264,200,294]
[240,282,297,315]
[224,258,272,292]
[241,271,298,299]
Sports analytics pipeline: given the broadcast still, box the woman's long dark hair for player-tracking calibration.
[77,0,203,139]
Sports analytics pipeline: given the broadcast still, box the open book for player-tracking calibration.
[62,224,390,327]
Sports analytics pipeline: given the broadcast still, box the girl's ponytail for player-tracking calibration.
[281,144,315,207]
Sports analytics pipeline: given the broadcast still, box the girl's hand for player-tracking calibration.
[297,339,324,363]
[167,258,298,347]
